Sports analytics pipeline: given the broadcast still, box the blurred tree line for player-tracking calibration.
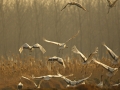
[0,0,119,59]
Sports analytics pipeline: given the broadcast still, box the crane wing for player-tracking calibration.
[57,71,73,78]
[103,43,118,60]
[48,56,58,61]
[75,3,86,11]
[61,76,72,84]
[87,47,98,61]
[61,3,69,11]
[19,43,31,53]
[72,45,87,61]
[22,76,37,87]
[112,0,118,6]
[76,73,92,84]
[57,58,66,68]
[65,30,80,43]
[93,59,110,70]
[33,43,46,54]
[43,38,61,46]
[49,75,62,78]
[32,75,44,79]
[19,47,23,54]
[107,0,112,5]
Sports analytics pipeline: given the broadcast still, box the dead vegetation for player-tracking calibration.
[0,55,120,90]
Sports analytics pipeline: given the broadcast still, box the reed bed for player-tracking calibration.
[0,55,120,90]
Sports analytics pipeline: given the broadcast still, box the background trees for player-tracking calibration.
[0,0,119,59]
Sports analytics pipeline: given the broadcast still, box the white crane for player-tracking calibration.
[72,45,98,64]
[60,73,92,87]
[48,56,66,68]
[19,43,46,54]
[107,0,118,13]
[61,2,86,11]
[17,82,23,90]
[32,73,73,88]
[96,75,104,88]
[103,43,120,64]
[93,59,118,77]
[43,30,80,50]
[32,73,73,80]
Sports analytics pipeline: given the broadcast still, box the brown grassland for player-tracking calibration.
[0,55,120,90]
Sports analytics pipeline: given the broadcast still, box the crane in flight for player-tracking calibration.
[93,59,118,77]
[103,43,120,65]
[48,56,66,68]
[72,46,98,64]
[19,43,46,54]
[61,2,86,11]
[60,73,92,87]
[43,30,80,55]
[107,0,118,13]
[32,73,73,88]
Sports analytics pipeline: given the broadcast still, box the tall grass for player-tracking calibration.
[0,55,120,89]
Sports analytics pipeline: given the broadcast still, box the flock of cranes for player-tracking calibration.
[18,72,92,89]
[61,0,118,13]
[17,0,119,89]
[61,2,86,11]
[19,43,46,54]
[17,40,120,89]
[19,30,80,68]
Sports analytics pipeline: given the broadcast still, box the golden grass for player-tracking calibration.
[0,55,120,90]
